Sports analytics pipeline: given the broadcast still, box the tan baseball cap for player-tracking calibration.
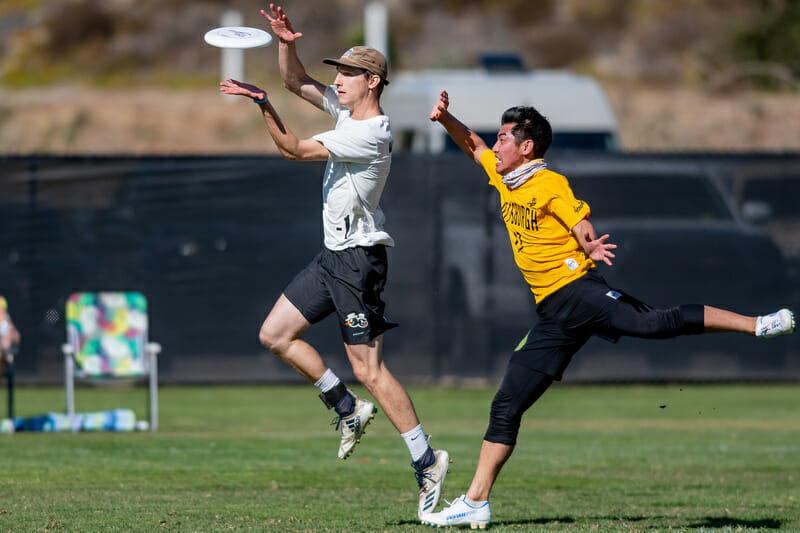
[323,46,389,85]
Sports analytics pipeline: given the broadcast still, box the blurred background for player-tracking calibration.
[1,0,799,385]
[2,0,800,153]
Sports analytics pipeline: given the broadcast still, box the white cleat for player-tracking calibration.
[336,397,377,460]
[415,449,450,518]
[756,308,796,338]
[420,494,491,529]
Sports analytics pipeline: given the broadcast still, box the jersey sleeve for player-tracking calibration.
[313,129,379,163]
[321,85,345,119]
[545,175,591,230]
[314,116,391,163]
[479,149,503,189]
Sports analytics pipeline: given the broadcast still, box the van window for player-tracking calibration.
[741,177,800,219]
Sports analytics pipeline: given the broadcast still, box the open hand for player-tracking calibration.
[262,4,303,43]
[219,79,266,101]
[429,90,449,121]
[583,232,617,266]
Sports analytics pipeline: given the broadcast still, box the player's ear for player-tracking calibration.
[520,139,534,156]
[368,74,382,90]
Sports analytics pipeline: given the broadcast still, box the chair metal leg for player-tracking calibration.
[64,351,76,431]
[148,352,158,432]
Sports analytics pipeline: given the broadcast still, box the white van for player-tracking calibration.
[382,63,620,153]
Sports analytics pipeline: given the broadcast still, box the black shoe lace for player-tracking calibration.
[413,461,434,491]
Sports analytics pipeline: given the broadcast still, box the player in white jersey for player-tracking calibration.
[219,3,449,518]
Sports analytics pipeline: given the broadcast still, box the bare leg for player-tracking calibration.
[465,440,514,502]
[345,335,421,434]
[259,294,328,382]
[704,305,756,335]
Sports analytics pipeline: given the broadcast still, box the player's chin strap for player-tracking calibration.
[502,159,547,189]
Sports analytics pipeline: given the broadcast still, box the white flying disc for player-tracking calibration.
[204,26,272,49]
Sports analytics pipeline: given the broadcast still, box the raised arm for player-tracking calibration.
[262,4,326,109]
[572,218,617,266]
[220,79,329,161]
[429,90,488,163]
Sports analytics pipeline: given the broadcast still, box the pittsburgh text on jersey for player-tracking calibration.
[501,201,539,231]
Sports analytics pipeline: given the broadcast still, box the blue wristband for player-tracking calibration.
[253,95,268,104]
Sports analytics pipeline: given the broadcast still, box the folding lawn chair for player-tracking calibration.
[62,292,160,431]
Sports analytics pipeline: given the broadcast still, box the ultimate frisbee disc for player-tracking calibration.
[204,26,272,49]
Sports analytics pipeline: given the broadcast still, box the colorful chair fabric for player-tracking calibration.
[62,292,160,431]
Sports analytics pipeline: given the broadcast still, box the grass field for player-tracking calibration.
[1,383,798,532]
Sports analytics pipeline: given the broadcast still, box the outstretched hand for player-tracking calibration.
[262,3,302,43]
[219,79,266,101]
[429,90,449,121]
[583,232,617,266]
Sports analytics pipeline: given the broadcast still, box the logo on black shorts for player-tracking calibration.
[345,312,369,329]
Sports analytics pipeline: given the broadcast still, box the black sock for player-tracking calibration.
[413,446,435,470]
[334,391,355,417]
[319,382,352,415]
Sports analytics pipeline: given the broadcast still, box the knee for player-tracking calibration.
[350,360,382,389]
[259,321,289,355]
[484,390,522,446]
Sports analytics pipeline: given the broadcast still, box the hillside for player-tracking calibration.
[1,0,798,153]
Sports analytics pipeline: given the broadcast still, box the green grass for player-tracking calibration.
[1,384,798,532]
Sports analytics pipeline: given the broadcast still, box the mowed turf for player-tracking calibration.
[1,383,798,532]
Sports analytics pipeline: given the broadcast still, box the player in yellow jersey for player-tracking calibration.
[419,90,797,529]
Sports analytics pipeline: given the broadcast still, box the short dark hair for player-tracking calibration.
[501,106,552,158]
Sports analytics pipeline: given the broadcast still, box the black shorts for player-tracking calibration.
[511,270,703,380]
[284,245,398,345]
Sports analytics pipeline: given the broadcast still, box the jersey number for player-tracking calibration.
[513,231,524,253]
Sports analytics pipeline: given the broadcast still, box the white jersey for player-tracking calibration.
[312,86,394,251]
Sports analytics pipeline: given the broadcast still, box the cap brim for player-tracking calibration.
[322,58,389,84]
[323,58,356,69]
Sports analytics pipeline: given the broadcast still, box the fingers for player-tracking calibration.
[262,4,279,22]
[429,90,450,121]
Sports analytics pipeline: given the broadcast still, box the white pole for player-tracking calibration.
[364,1,388,56]
[221,9,244,101]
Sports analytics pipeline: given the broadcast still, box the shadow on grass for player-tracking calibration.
[588,515,784,530]
[396,515,783,529]
[689,517,783,529]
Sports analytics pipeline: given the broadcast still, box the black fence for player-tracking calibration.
[1,152,799,384]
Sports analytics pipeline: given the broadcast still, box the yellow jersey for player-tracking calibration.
[480,149,594,302]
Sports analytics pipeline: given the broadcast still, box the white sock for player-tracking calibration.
[314,369,340,393]
[465,496,487,506]
[401,424,429,462]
